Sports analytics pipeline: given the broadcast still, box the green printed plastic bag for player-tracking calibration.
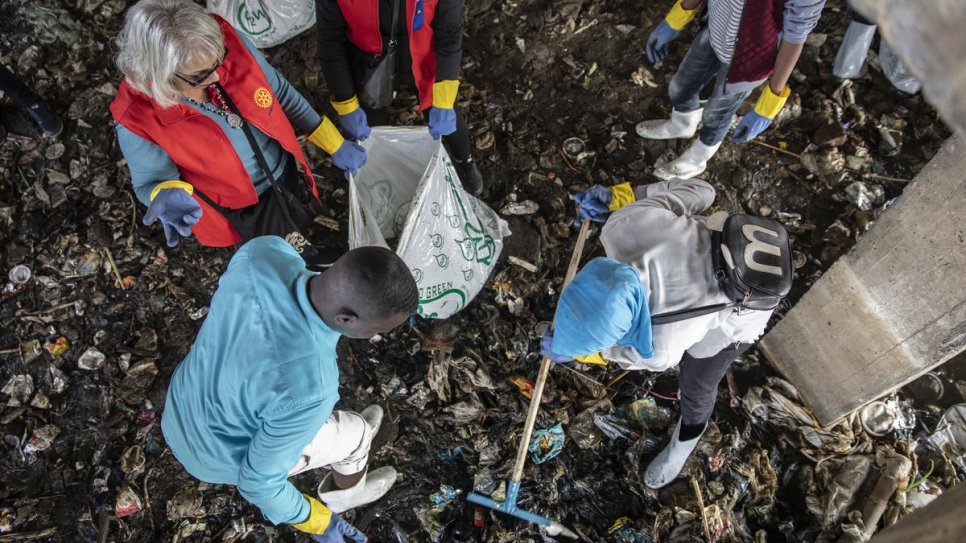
[208,0,315,49]
[349,127,510,318]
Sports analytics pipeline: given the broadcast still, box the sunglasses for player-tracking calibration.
[175,50,226,87]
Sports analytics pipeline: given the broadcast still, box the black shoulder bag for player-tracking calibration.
[358,0,400,109]
[193,83,324,259]
[650,214,794,325]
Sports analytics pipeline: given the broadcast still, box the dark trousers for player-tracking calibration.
[0,64,41,109]
[678,342,752,426]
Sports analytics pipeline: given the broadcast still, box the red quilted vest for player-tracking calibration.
[110,16,318,247]
[338,0,439,110]
[727,0,786,85]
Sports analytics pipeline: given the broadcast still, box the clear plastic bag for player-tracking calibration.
[349,127,510,319]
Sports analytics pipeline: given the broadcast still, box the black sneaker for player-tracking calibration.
[25,100,63,137]
[453,158,483,195]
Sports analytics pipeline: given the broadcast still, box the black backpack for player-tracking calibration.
[650,213,793,325]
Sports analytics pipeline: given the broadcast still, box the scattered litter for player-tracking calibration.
[115,484,142,518]
[528,422,565,464]
[77,348,106,371]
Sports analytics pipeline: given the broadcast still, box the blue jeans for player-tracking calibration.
[668,27,753,145]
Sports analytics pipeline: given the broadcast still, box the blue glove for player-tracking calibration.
[310,513,367,543]
[731,111,773,143]
[572,185,613,225]
[143,187,202,248]
[540,330,573,365]
[331,140,367,176]
[427,107,456,139]
[645,21,680,64]
[338,108,371,142]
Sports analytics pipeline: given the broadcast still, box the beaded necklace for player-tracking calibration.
[183,84,243,129]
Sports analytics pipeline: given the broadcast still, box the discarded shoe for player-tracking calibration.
[636,108,703,140]
[317,466,398,513]
[644,419,705,489]
[653,139,722,180]
[452,157,484,195]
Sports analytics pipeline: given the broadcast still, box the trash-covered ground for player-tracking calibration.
[1,1,961,542]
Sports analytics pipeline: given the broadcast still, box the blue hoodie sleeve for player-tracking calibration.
[236,32,323,135]
[237,394,334,525]
[116,124,182,206]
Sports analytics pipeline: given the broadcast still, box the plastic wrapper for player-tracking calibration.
[621,396,674,432]
[349,127,510,319]
[926,403,966,471]
[879,40,922,94]
[528,422,565,464]
[207,0,315,49]
[833,20,876,79]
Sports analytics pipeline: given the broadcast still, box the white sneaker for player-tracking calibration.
[653,139,722,180]
[317,466,398,513]
[644,419,705,489]
[360,405,383,435]
[636,109,703,140]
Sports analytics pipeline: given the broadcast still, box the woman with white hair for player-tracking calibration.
[110,0,365,252]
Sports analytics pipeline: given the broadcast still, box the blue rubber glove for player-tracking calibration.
[310,513,367,543]
[338,108,371,142]
[331,140,367,176]
[731,111,773,144]
[572,185,613,225]
[540,330,573,365]
[427,107,456,139]
[143,188,202,248]
[645,21,680,64]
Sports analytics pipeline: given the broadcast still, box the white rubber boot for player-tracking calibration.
[644,419,705,489]
[317,466,398,513]
[653,139,722,180]
[360,405,383,436]
[833,20,877,79]
[636,108,703,140]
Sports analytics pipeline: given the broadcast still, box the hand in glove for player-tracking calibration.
[646,1,699,64]
[572,183,635,225]
[732,85,790,143]
[427,80,459,139]
[308,117,368,176]
[144,182,202,247]
[293,495,367,542]
[540,330,573,365]
[332,96,371,141]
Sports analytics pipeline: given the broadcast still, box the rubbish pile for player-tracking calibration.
[0,1,959,542]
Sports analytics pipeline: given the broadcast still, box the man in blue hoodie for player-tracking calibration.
[543,178,787,489]
[161,236,418,540]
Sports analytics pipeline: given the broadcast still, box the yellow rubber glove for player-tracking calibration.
[149,180,193,201]
[753,84,791,119]
[307,116,346,155]
[608,182,636,212]
[574,353,608,365]
[432,80,460,110]
[665,0,699,31]
[290,495,333,534]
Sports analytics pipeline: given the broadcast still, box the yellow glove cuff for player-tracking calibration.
[331,95,361,116]
[665,0,699,31]
[574,353,608,365]
[291,495,333,534]
[608,183,636,212]
[432,80,460,109]
[308,116,345,155]
[149,180,193,201]
[753,84,791,119]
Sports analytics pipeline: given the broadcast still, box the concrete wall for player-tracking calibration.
[760,137,966,426]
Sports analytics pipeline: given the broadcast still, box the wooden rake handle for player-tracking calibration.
[511,219,591,483]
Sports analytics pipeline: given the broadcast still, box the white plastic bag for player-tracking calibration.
[207,0,315,49]
[349,127,510,319]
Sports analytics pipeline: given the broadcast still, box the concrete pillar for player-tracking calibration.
[759,137,966,426]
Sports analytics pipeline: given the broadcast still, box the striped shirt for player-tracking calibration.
[708,0,747,65]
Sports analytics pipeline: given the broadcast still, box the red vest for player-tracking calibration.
[728,0,786,85]
[338,0,438,110]
[110,16,318,247]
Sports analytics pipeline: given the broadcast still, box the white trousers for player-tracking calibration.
[288,410,373,477]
